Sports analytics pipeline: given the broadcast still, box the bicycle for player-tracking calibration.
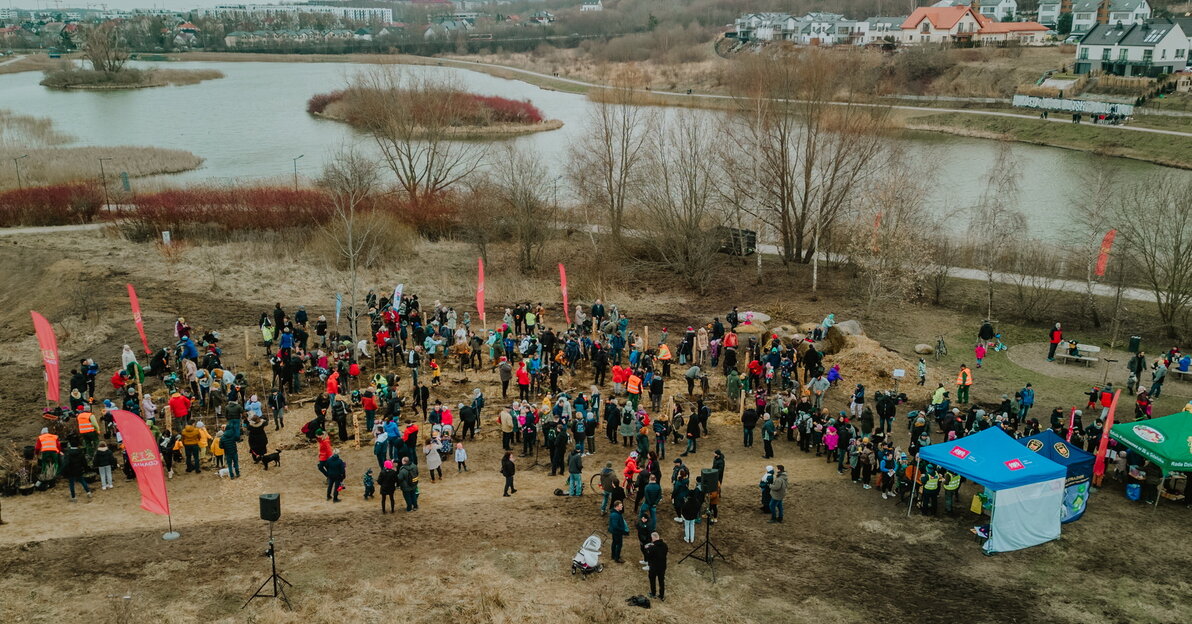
[935,335,949,361]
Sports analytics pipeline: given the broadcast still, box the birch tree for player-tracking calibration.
[319,148,381,346]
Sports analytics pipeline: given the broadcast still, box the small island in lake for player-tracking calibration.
[307,86,563,139]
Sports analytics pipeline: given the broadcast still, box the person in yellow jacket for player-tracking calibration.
[195,421,213,459]
[955,365,973,405]
[210,426,226,468]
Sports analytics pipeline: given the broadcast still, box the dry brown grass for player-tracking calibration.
[0,53,74,75]
[150,68,225,86]
[0,109,74,147]
[0,146,203,189]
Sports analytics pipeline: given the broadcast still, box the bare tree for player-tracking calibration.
[318,147,381,345]
[1113,178,1192,338]
[349,70,485,208]
[489,145,555,274]
[1006,246,1064,322]
[967,143,1026,320]
[84,22,130,74]
[1070,164,1119,328]
[723,49,891,280]
[568,69,654,245]
[455,181,503,266]
[847,155,935,310]
[635,111,726,295]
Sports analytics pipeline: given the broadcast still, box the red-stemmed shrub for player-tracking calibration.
[0,184,103,227]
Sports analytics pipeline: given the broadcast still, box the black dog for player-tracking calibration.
[255,449,282,470]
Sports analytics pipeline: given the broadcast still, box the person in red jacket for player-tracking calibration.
[361,390,379,432]
[326,370,340,396]
[1047,323,1063,361]
[111,371,128,392]
[168,391,192,425]
[516,362,531,401]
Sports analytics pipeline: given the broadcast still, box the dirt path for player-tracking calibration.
[1007,341,1192,398]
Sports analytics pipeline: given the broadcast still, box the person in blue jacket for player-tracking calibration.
[608,500,630,563]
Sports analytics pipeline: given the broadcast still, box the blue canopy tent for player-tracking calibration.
[919,427,1067,554]
[1017,430,1094,523]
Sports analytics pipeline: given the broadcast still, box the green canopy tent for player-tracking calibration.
[1109,412,1192,507]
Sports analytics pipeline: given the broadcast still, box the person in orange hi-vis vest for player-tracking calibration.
[627,372,643,410]
[955,365,973,405]
[35,427,61,475]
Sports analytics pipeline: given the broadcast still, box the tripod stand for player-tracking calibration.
[679,505,724,581]
[243,522,292,609]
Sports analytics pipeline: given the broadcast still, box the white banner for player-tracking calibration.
[1012,95,1133,116]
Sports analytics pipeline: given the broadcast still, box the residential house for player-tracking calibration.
[899,6,986,44]
[931,0,1018,22]
[423,19,473,40]
[354,28,372,41]
[900,6,1049,44]
[1173,17,1192,55]
[859,16,906,44]
[979,20,1050,44]
[198,5,394,23]
[530,11,555,25]
[1074,19,1186,76]
[732,13,796,42]
[581,0,603,12]
[791,12,862,46]
[1068,0,1151,34]
[0,8,18,21]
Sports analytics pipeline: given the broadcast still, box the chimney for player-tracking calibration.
[1097,0,1109,25]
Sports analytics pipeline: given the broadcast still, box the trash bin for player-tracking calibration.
[1129,336,1142,353]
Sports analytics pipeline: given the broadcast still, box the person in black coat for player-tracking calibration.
[644,532,669,601]
[378,461,400,513]
[320,450,346,502]
[62,444,91,501]
[247,416,269,460]
[501,452,517,496]
[711,449,726,486]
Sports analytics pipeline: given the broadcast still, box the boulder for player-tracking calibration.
[740,311,772,324]
[914,343,935,355]
[798,322,819,334]
[834,319,865,337]
[734,321,769,337]
[770,324,802,344]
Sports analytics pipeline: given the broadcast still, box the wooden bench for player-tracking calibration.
[1171,369,1192,382]
[1055,344,1101,367]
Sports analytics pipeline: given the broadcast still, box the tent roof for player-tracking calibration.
[1017,430,1095,472]
[1110,413,1192,473]
[919,427,1067,490]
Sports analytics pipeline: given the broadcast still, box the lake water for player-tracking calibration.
[0,59,1185,235]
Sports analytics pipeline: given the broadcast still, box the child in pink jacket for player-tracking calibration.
[823,426,839,464]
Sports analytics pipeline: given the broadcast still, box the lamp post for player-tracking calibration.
[12,154,27,190]
[292,154,304,191]
[98,157,112,212]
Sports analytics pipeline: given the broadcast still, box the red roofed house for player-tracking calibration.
[901,5,985,43]
[977,19,1049,44]
[900,5,1050,45]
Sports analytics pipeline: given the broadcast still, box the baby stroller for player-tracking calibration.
[570,534,604,578]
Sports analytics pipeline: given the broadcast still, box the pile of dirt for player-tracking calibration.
[821,333,945,405]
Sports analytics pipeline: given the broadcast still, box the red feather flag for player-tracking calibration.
[559,263,571,325]
[476,258,486,326]
[31,311,60,403]
[1094,229,1117,278]
[127,284,151,354]
[1092,389,1121,484]
[110,409,171,516]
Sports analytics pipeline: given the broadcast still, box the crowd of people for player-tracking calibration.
[17,287,1190,607]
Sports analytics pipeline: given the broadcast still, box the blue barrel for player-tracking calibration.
[1125,483,1141,501]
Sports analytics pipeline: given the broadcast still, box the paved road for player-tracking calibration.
[0,223,104,236]
[0,54,25,67]
[437,57,1192,139]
